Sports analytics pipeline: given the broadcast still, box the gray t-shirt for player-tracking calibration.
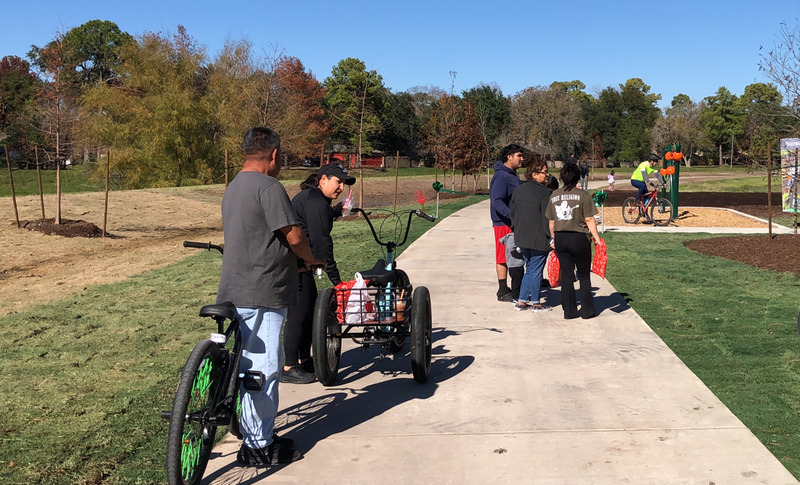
[217,171,299,309]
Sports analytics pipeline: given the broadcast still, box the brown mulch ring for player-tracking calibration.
[685,235,800,275]
[20,218,111,238]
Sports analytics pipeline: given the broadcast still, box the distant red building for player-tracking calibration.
[329,153,384,168]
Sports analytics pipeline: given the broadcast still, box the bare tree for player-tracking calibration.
[760,21,800,114]
[30,31,77,224]
[510,85,583,160]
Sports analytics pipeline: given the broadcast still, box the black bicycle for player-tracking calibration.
[161,242,245,485]
[313,208,435,386]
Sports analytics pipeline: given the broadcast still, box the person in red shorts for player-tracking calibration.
[489,144,524,301]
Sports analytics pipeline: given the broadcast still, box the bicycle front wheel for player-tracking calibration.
[649,197,674,226]
[166,340,222,485]
[621,197,640,224]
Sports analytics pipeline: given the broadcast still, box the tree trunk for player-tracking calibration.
[718,144,723,166]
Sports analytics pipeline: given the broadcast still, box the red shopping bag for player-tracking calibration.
[592,238,608,278]
[334,279,357,324]
[546,250,560,287]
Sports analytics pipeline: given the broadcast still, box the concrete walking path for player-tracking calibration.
[202,199,797,484]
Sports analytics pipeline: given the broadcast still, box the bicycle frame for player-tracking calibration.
[162,244,242,432]
[639,188,661,213]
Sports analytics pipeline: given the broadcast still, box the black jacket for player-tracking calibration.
[509,180,551,252]
[291,186,342,285]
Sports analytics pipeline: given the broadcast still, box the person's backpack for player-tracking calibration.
[579,164,589,177]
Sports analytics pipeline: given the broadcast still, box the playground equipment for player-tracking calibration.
[663,144,682,214]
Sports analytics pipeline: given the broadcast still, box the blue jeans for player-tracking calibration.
[236,306,287,449]
[518,248,548,304]
[631,179,647,201]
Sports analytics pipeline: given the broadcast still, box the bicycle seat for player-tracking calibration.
[199,301,237,320]
[358,259,396,285]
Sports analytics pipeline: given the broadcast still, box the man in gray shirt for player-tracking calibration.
[217,126,324,467]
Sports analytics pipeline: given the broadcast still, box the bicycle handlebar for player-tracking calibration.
[183,241,224,254]
[416,210,436,223]
[351,208,435,249]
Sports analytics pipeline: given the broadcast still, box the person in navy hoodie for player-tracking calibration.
[489,144,524,302]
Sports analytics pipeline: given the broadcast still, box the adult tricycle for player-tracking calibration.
[313,208,434,385]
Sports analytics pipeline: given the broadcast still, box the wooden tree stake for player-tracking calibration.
[767,142,772,239]
[36,146,45,219]
[5,145,20,227]
[224,149,229,187]
[393,150,399,213]
[103,149,110,237]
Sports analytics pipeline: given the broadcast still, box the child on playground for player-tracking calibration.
[608,170,615,191]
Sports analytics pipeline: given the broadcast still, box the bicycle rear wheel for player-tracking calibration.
[649,197,674,226]
[621,197,641,224]
[166,340,222,485]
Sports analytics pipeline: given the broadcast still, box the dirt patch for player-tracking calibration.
[0,173,796,316]
[21,218,108,238]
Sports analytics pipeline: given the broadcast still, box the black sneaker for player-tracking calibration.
[496,289,514,302]
[272,433,293,448]
[237,442,303,466]
[280,365,317,384]
[300,357,314,374]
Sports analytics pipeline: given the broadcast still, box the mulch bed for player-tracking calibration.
[685,235,800,275]
[19,218,109,238]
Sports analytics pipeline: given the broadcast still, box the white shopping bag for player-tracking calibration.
[345,273,375,324]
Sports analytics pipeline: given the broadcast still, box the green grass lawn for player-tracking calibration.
[0,164,106,197]
[679,175,783,193]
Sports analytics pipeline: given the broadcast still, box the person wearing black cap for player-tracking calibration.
[282,162,355,383]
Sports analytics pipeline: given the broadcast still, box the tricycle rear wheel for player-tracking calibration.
[410,286,432,383]
[312,287,341,386]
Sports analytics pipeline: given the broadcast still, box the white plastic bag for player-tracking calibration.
[345,273,375,324]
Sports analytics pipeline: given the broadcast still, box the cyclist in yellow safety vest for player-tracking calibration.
[630,154,665,203]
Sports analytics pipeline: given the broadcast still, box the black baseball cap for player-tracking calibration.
[319,163,356,185]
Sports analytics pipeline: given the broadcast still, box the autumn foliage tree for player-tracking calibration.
[0,56,42,164]
[29,32,78,222]
[79,26,216,188]
[271,57,328,161]
[206,43,328,170]
[425,95,487,192]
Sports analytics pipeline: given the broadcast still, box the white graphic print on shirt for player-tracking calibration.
[554,200,579,221]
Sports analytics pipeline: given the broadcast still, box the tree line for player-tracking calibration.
[2,20,800,190]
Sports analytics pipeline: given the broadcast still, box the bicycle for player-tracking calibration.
[313,208,435,386]
[161,242,246,485]
[622,184,674,226]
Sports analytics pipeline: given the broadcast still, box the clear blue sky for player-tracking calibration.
[4,0,800,107]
